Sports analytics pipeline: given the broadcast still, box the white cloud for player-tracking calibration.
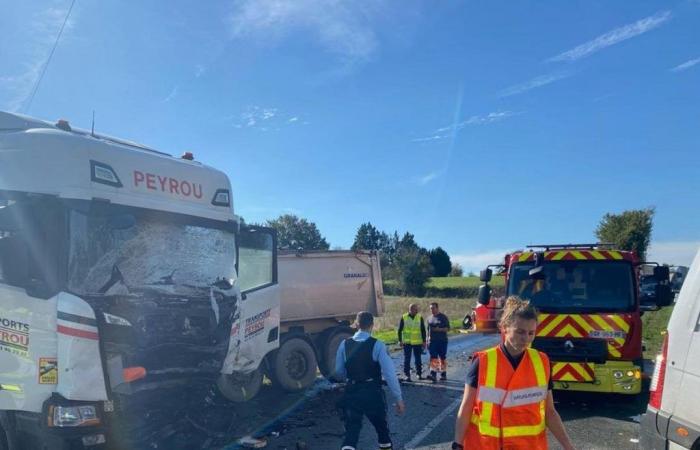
[413,110,520,143]
[451,249,514,274]
[232,106,305,130]
[163,86,178,103]
[195,64,206,78]
[1,6,76,112]
[498,72,571,98]
[549,10,671,62]
[647,241,700,267]
[414,171,441,186]
[229,0,380,65]
[670,57,700,73]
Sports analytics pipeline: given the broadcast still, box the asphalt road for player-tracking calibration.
[177,333,650,450]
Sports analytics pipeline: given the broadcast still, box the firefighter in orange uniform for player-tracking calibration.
[452,296,576,450]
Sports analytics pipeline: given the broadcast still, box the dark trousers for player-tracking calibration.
[340,383,392,450]
[429,339,448,374]
[402,344,423,377]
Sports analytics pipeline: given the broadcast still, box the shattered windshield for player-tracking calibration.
[508,261,635,312]
[67,208,236,296]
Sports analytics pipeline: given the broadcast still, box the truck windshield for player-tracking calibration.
[67,208,236,296]
[508,261,635,312]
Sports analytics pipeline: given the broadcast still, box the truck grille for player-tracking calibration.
[532,337,608,363]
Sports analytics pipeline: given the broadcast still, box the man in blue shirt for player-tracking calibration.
[334,311,405,450]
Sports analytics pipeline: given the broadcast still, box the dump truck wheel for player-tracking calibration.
[271,337,318,392]
[216,368,263,402]
[319,328,353,378]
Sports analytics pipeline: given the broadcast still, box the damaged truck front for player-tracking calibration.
[0,112,278,449]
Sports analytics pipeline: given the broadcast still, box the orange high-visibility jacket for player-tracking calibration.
[463,345,550,450]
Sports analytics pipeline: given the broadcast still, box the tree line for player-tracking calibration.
[261,215,459,295]
[262,207,656,296]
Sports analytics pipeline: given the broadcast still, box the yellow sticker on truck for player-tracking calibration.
[39,357,58,384]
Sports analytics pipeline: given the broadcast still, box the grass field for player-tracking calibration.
[373,295,474,345]
[642,305,674,359]
[426,275,505,289]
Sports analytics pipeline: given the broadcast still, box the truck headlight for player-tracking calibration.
[48,405,100,427]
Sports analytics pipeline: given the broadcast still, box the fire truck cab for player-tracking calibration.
[477,244,673,395]
[0,111,279,449]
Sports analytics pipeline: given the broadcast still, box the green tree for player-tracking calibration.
[351,222,389,252]
[450,263,464,277]
[266,214,330,250]
[383,232,434,296]
[429,247,452,277]
[388,246,433,296]
[595,208,655,260]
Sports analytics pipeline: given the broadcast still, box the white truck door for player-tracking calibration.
[671,257,700,424]
[221,226,280,374]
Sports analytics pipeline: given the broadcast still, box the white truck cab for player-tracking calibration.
[640,248,700,450]
[0,111,279,449]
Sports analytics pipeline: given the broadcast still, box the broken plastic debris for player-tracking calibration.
[237,436,267,448]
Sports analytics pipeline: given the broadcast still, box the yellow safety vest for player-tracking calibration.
[402,313,423,345]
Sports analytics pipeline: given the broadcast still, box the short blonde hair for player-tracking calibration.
[499,296,539,329]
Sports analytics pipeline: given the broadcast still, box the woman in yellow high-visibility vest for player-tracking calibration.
[452,297,576,450]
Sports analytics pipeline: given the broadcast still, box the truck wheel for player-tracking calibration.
[216,368,263,402]
[271,337,318,392]
[319,329,353,378]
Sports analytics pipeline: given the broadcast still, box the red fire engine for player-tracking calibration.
[472,244,672,394]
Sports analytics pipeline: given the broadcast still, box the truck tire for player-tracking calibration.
[319,328,353,378]
[271,337,318,392]
[216,368,263,402]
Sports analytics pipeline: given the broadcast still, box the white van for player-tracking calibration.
[640,248,700,450]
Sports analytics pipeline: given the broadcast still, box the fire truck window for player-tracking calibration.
[509,261,634,311]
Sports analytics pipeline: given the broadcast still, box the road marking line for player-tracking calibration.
[402,382,464,392]
[404,397,462,450]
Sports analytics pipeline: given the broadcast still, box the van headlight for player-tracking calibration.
[48,405,100,427]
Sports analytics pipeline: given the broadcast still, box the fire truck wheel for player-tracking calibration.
[319,328,353,378]
[271,337,318,392]
[216,368,263,402]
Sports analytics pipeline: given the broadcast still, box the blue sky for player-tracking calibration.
[2,0,699,272]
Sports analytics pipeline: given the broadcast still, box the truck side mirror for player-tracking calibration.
[480,268,492,282]
[654,265,670,282]
[529,251,546,280]
[529,266,546,280]
[655,284,673,307]
[478,284,491,305]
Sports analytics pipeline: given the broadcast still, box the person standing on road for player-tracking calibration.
[335,311,405,450]
[452,296,576,450]
[427,302,450,383]
[398,303,426,381]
